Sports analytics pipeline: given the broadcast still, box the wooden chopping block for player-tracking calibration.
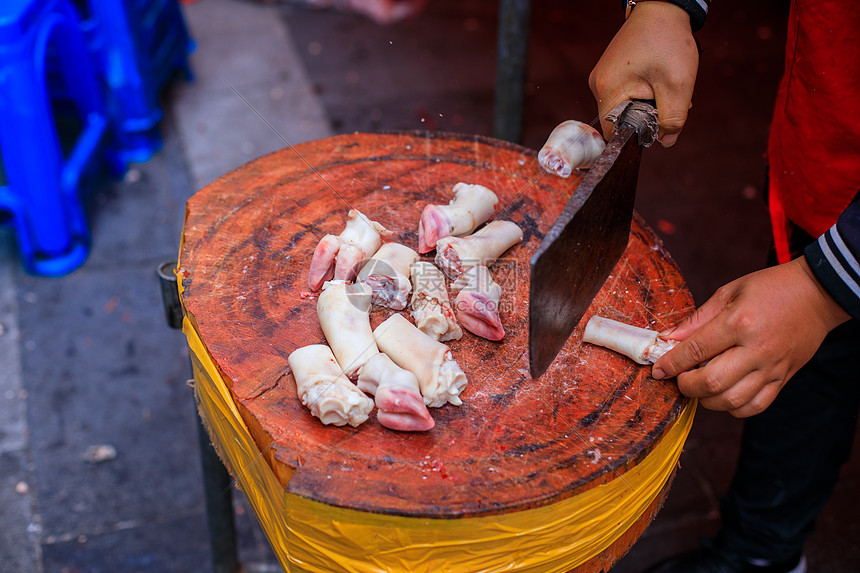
[178,131,696,572]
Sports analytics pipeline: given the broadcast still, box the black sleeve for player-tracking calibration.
[625,0,711,32]
[804,196,860,320]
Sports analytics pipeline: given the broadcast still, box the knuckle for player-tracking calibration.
[731,401,764,418]
[683,338,711,365]
[734,385,781,418]
[700,370,724,395]
[749,401,768,416]
[723,392,747,411]
[661,63,695,91]
[658,114,686,134]
[725,309,756,333]
[765,375,789,395]
[588,72,625,106]
[587,69,599,92]
[712,284,735,305]
[588,69,607,97]
[666,71,690,92]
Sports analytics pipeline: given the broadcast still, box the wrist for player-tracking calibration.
[626,0,698,32]
[795,257,852,331]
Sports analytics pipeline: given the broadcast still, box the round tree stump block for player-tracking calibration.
[178,132,695,571]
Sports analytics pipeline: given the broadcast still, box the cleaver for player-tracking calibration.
[528,100,660,379]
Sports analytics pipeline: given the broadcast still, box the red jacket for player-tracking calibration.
[768,0,860,263]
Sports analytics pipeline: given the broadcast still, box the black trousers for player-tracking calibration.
[716,225,860,561]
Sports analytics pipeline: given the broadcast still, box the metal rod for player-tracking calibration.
[493,0,532,143]
[158,261,241,573]
[195,412,242,573]
[157,261,184,329]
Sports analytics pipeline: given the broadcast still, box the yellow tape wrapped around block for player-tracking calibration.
[184,317,696,573]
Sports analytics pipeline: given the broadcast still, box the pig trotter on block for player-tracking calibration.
[358,353,435,432]
[582,316,678,365]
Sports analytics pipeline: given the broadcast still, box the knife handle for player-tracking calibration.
[605,99,659,147]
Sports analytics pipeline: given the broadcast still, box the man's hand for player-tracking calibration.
[652,258,851,417]
[589,1,699,146]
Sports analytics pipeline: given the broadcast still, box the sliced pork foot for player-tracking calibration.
[435,220,523,280]
[455,291,504,341]
[373,313,467,408]
[582,316,678,365]
[288,344,373,427]
[307,234,340,291]
[357,353,434,431]
[410,261,462,341]
[538,120,605,177]
[417,182,499,253]
[452,265,504,341]
[307,209,390,290]
[375,385,434,431]
[317,280,379,379]
[357,243,419,310]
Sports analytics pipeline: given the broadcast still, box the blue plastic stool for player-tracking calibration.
[0,0,109,276]
[79,0,193,167]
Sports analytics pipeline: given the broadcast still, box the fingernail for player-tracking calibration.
[660,134,678,147]
[659,326,675,338]
[652,367,666,380]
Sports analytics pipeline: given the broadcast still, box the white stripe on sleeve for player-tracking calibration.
[819,230,860,300]
[830,224,860,277]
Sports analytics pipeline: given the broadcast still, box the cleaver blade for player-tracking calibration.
[528,101,659,379]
